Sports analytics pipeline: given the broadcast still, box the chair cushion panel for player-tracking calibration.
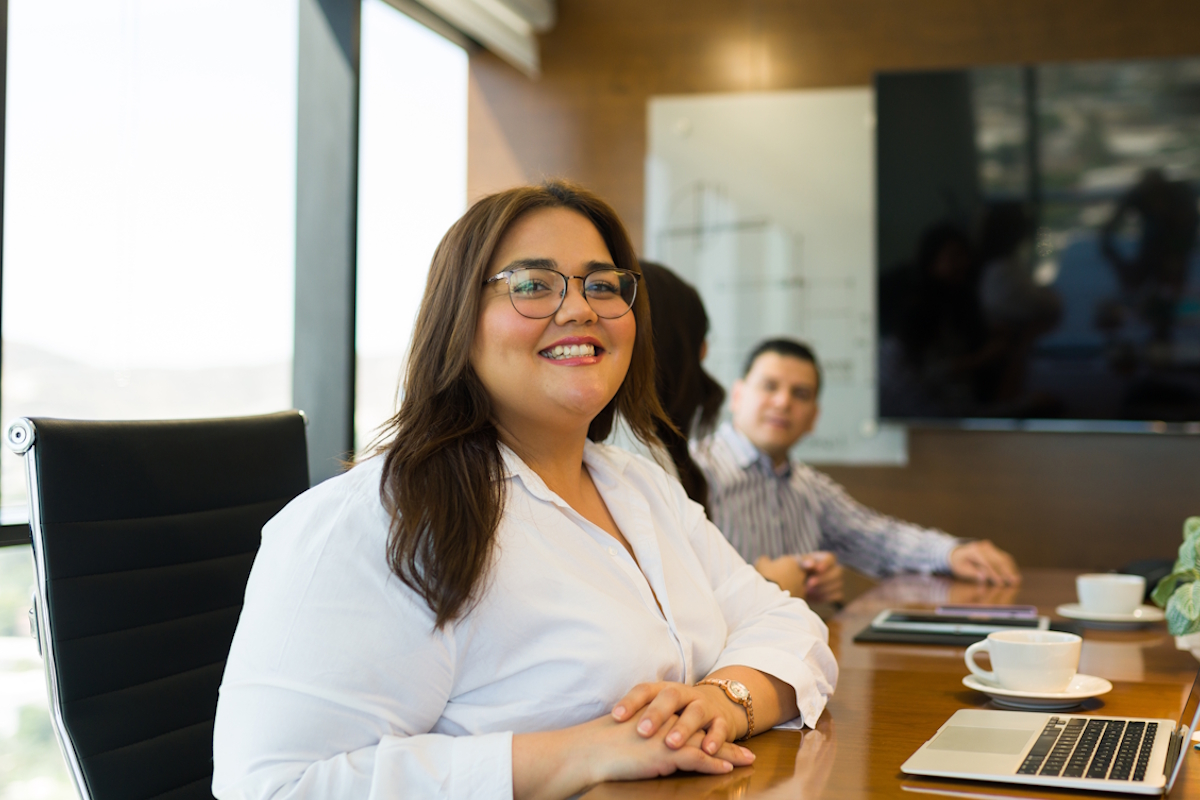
[47,553,256,641]
[41,499,283,578]
[31,413,310,524]
[21,413,308,800]
[149,776,216,800]
[80,720,215,800]
[54,607,241,702]
[63,661,224,758]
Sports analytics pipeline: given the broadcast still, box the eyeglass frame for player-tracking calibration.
[482,264,642,320]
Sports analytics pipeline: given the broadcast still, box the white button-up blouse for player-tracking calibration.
[212,441,838,800]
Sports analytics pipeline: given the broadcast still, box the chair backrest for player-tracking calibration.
[8,412,309,800]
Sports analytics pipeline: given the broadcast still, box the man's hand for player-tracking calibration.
[754,555,808,598]
[948,540,1020,586]
[797,551,843,603]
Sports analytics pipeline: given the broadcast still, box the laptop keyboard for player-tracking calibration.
[1017,717,1157,781]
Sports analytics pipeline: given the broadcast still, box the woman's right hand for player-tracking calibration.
[513,713,755,800]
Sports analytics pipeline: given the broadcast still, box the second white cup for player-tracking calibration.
[1076,573,1145,615]
[965,630,1082,693]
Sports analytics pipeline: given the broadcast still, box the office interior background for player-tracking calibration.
[2,0,1200,796]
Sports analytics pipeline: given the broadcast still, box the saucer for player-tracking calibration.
[1056,603,1165,627]
[962,673,1113,710]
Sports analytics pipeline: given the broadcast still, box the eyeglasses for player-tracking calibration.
[483,266,640,320]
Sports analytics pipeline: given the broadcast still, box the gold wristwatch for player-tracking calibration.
[696,678,755,740]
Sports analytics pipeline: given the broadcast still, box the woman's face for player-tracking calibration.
[471,206,636,442]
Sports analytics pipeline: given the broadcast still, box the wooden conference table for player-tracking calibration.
[584,569,1200,799]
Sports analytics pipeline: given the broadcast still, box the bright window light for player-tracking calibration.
[355,0,467,450]
[1,3,297,791]
[2,0,298,511]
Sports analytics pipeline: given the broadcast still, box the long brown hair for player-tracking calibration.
[639,261,725,511]
[376,180,672,628]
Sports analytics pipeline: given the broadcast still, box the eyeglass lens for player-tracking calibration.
[508,268,637,319]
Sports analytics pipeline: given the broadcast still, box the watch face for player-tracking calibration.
[728,681,749,701]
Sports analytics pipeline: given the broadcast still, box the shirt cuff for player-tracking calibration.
[932,536,968,574]
[450,731,513,800]
[773,714,805,731]
[709,646,831,730]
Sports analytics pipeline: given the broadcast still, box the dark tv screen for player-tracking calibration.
[877,58,1200,425]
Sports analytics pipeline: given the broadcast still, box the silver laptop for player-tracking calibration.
[901,666,1200,795]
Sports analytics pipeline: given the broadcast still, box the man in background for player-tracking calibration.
[692,338,1020,603]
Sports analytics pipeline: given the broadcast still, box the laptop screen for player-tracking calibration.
[1177,667,1200,734]
[1167,665,1200,793]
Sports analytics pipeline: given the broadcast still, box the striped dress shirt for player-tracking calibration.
[691,422,959,578]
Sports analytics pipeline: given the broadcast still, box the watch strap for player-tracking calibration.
[696,678,755,740]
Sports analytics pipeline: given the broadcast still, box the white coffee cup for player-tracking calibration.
[964,630,1082,693]
[1076,573,1145,616]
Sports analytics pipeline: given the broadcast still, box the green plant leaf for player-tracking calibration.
[1166,580,1200,636]
[1184,517,1200,567]
[1153,573,1184,608]
[1178,535,1200,574]
[1167,517,1200,574]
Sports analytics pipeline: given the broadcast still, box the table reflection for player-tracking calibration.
[583,720,835,799]
[851,573,1023,610]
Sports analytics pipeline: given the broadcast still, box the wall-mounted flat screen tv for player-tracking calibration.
[877,58,1200,426]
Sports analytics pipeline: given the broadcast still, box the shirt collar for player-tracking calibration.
[716,421,792,478]
[498,442,547,497]
[497,439,627,505]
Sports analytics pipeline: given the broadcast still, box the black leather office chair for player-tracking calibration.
[7,412,310,800]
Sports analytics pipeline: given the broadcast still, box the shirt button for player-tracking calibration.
[607,546,618,556]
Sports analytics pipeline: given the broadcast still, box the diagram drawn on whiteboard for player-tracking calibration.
[645,89,906,464]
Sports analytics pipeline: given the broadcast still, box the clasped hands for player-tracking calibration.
[596,680,756,777]
[513,679,757,800]
[613,680,751,755]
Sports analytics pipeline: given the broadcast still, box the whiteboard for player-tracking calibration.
[645,88,907,464]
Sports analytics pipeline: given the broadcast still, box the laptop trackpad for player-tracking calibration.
[928,726,1035,755]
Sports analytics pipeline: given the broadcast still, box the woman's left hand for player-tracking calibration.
[611,681,745,756]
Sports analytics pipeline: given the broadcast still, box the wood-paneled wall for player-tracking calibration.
[820,430,1198,571]
[469,0,1200,244]
[467,0,1200,570]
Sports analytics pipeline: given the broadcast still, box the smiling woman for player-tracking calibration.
[472,206,639,468]
[211,181,837,800]
[382,184,661,629]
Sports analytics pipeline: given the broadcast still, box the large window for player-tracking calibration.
[0,2,470,794]
[354,0,467,450]
[1,0,299,513]
[1,1,298,795]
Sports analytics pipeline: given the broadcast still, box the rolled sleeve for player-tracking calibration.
[448,732,513,799]
[360,731,512,800]
[709,644,832,729]
[688,509,838,729]
[215,719,514,800]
